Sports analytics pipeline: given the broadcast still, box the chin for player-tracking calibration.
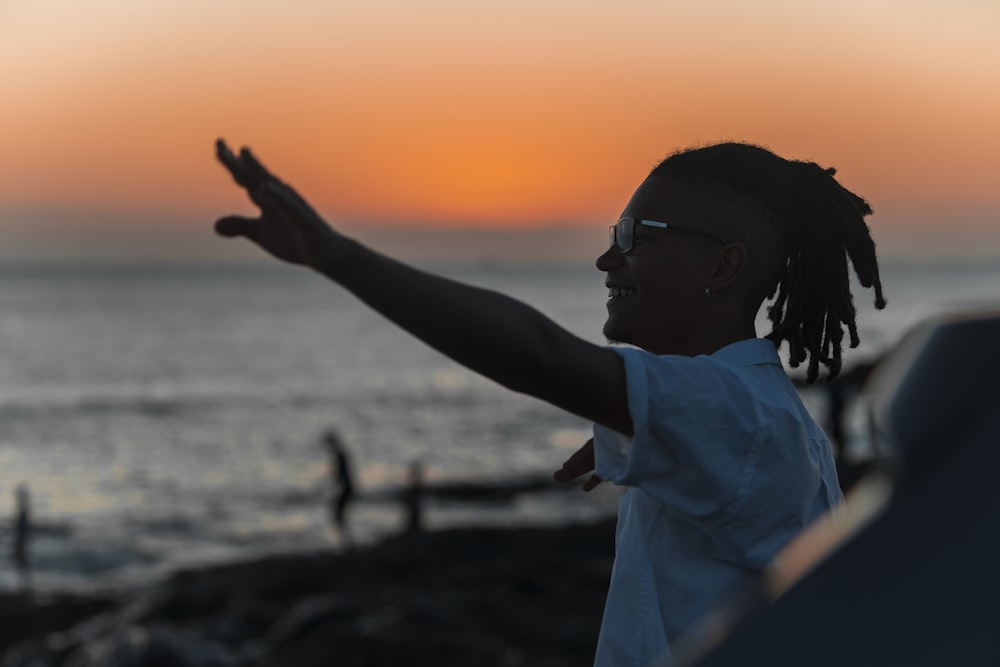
[602,320,633,347]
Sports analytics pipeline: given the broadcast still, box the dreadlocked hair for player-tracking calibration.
[650,142,887,383]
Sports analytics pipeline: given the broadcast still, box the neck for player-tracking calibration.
[640,312,757,357]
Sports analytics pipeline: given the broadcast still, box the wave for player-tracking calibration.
[0,383,321,420]
[0,376,519,423]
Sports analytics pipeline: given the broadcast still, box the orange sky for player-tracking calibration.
[1,0,998,258]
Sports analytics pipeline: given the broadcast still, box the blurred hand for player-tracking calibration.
[553,438,603,491]
[214,139,343,270]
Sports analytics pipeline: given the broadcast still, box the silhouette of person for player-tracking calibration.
[323,430,355,548]
[404,461,425,533]
[215,139,886,665]
[12,484,31,592]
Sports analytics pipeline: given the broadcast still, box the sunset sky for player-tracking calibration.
[1,0,998,260]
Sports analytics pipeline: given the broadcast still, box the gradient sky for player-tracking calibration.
[1,0,998,259]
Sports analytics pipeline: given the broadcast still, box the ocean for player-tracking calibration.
[0,256,998,591]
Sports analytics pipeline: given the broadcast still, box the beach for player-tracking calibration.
[1,257,999,663]
[1,517,616,666]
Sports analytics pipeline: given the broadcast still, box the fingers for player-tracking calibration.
[215,140,319,229]
[553,438,604,491]
[265,181,323,228]
[552,460,579,483]
[215,139,279,193]
[216,139,255,190]
[553,438,597,483]
[239,147,278,189]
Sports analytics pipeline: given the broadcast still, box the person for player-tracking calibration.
[323,429,355,548]
[12,483,32,592]
[214,139,886,666]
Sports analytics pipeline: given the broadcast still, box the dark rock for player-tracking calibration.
[60,626,239,667]
[2,519,615,667]
[0,591,119,656]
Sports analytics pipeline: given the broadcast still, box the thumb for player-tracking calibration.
[214,216,258,240]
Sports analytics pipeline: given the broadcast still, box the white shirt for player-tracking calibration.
[592,339,841,667]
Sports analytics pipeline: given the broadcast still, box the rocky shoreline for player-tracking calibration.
[1,518,616,667]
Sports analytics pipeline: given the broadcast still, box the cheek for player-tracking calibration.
[641,252,708,294]
[635,268,701,316]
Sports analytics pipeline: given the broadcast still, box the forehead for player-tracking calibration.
[622,174,738,240]
[622,174,702,220]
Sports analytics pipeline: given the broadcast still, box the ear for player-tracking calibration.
[707,243,748,293]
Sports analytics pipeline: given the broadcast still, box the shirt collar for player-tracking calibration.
[708,338,782,367]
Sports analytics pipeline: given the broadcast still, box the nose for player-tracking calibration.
[596,244,624,272]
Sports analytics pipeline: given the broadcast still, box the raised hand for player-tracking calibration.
[214,139,343,270]
[553,438,603,491]
[212,141,630,439]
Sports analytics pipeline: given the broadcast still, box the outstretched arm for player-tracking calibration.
[214,140,632,436]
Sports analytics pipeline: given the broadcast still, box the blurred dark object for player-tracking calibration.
[676,307,1000,667]
[866,308,1000,487]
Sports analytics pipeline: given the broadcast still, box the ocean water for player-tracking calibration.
[0,256,998,591]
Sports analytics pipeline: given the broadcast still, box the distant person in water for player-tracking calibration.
[13,484,32,592]
[323,429,355,548]
[215,139,886,666]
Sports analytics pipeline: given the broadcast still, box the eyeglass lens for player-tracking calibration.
[611,218,634,253]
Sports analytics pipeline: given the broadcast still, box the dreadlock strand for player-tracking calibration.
[786,159,884,380]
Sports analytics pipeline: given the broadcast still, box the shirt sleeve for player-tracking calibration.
[593,346,822,558]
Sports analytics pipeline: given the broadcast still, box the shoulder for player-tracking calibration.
[612,339,785,406]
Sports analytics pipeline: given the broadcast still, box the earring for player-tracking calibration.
[704,286,714,297]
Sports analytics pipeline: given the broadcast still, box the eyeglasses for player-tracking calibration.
[609,217,728,254]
